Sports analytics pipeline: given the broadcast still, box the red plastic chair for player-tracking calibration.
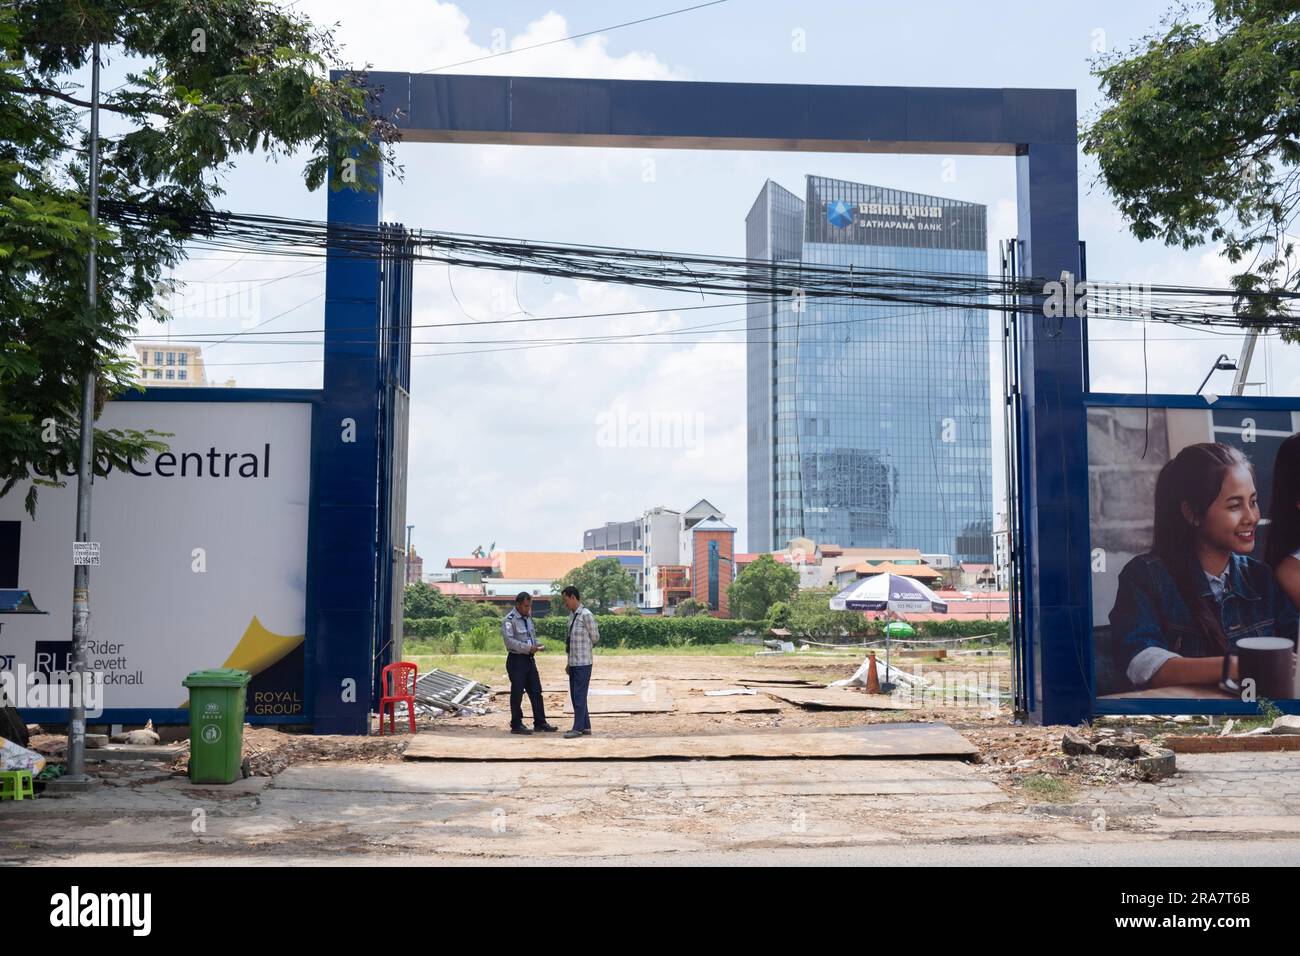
[378,662,418,735]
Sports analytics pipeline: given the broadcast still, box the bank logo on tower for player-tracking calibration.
[826,199,854,228]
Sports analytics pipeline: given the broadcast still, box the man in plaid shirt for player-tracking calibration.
[561,585,599,738]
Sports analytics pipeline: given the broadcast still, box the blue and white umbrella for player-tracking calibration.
[829,572,947,691]
[829,573,948,614]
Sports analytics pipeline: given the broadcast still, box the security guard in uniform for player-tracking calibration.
[501,592,558,735]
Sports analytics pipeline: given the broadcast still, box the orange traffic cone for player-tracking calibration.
[864,653,881,695]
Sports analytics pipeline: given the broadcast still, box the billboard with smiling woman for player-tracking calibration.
[1090,401,1300,705]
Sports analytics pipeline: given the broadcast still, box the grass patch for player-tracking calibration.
[403,654,501,683]
[1019,773,1076,803]
[402,641,835,659]
[402,645,864,686]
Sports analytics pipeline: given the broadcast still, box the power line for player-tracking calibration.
[417,1,729,74]
[179,331,1282,368]
[98,200,1300,333]
[129,299,743,340]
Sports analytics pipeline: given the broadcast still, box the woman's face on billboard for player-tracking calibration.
[1188,464,1259,554]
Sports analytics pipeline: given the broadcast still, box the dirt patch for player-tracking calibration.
[959,721,1175,795]
[217,727,410,776]
[27,652,1168,795]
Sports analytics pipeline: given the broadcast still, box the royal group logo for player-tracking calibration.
[826,199,855,229]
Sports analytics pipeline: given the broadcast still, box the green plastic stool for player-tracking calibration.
[0,770,35,800]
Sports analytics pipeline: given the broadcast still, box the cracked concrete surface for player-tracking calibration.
[4,750,1300,864]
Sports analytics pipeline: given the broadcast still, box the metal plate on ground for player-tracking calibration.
[491,680,632,696]
[562,694,675,714]
[675,696,782,714]
[762,687,911,710]
[403,722,976,761]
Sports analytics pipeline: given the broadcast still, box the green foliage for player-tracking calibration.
[452,598,500,631]
[674,597,707,618]
[780,587,1010,642]
[534,614,766,649]
[406,612,765,653]
[0,1,398,513]
[466,619,498,652]
[403,582,455,619]
[728,554,799,620]
[404,594,502,655]
[786,588,872,637]
[403,617,459,640]
[765,600,792,629]
[908,618,1009,643]
[552,557,636,614]
[404,605,1006,654]
[1082,0,1300,332]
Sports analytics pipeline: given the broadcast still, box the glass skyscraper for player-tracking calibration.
[745,175,993,562]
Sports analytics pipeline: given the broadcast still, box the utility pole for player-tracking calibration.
[1231,330,1260,396]
[61,39,102,790]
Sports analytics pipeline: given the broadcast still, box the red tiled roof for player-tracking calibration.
[736,552,793,565]
[446,557,492,570]
[431,582,486,597]
[849,561,943,579]
[862,590,1009,623]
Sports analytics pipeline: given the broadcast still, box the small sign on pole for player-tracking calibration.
[73,542,101,566]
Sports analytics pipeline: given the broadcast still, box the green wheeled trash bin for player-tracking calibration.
[182,668,252,784]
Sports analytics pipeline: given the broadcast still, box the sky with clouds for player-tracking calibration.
[87,0,1299,562]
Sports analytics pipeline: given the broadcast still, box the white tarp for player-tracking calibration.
[0,736,46,774]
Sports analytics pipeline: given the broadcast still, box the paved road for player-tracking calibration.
[7,752,1300,866]
[498,840,1300,867]
[15,839,1300,867]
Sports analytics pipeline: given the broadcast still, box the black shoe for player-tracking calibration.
[563,730,584,739]
[534,723,559,733]
[581,729,592,736]
[510,726,533,735]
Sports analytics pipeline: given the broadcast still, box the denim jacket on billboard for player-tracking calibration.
[1109,552,1299,687]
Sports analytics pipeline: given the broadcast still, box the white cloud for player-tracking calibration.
[297,1,685,80]
[402,270,747,558]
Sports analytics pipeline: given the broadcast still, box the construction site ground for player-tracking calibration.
[4,649,1300,866]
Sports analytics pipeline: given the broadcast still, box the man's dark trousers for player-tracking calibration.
[506,652,548,728]
[569,664,593,733]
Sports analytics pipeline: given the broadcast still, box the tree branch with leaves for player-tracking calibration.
[0,0,400,512]
[1083,0,1300,334]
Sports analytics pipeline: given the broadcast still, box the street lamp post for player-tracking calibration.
[1197,353,1237,396]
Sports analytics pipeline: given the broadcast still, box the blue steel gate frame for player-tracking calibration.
[315,74,1089,733]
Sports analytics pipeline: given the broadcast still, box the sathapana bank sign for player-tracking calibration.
[826,199,946,232]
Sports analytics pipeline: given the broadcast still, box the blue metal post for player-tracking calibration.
[312,166,384,735]
[1016,138,1092,724]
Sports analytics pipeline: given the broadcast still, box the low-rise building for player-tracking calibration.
[959,563,998,589]
[405,547,424,585]
[582,519,641,552]
[637,499,739,616]
[135,343,236,387]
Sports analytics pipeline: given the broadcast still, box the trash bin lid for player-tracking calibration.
[182,668,251,688]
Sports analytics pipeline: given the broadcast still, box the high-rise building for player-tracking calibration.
[745,176,993,562]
